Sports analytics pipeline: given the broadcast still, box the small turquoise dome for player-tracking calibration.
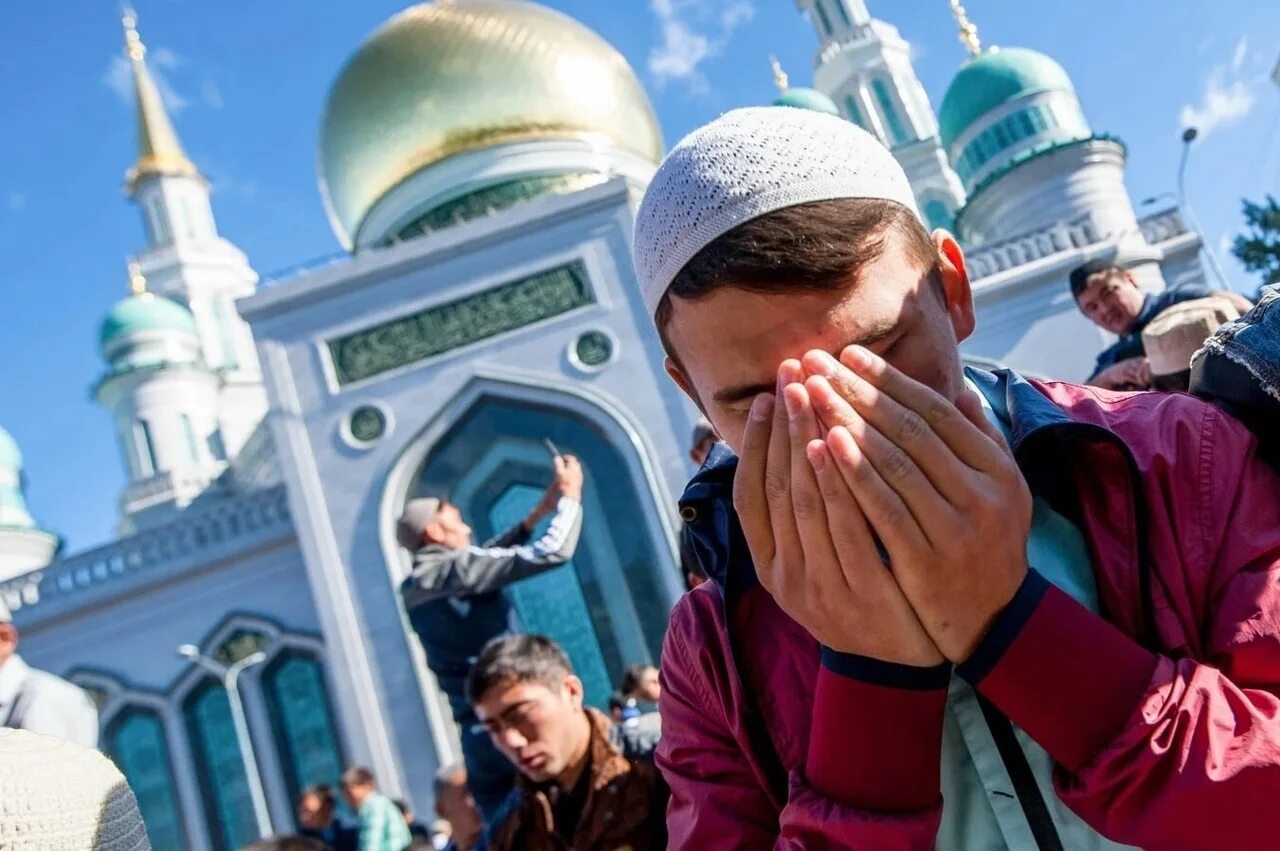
[939,47,1076,151]
[773,87,840,116]
[0,426,21,471]
[99,293,198,352]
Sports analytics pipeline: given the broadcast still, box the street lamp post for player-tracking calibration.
[1175,126,1231,289]
[178,644,273,840]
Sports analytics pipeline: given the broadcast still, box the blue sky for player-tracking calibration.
[2,0,1277,553]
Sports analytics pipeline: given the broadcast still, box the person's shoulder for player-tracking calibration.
[1157,284,1215,311]
[25,666,90,702]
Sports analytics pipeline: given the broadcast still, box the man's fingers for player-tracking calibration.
[732,392,776,569]
[826,424,931,571]
[765,361,805,584]
[805,368,973,508]
[785,384,841,597]
[806,439,879,592]
[835,346,1008,474]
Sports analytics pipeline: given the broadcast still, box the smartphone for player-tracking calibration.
[543,438,561,460]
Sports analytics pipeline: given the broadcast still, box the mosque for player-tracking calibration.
[0,1,1208,848]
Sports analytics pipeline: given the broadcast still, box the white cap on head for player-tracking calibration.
[633,106,922,317]
[396,497,442,552]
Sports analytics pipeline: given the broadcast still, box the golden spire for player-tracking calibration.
[770,56,789,94]
[949,0,983,58]
[126,260,151,299]
[121,5,201,195]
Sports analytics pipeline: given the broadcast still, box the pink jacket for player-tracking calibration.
[658,376,1280,850]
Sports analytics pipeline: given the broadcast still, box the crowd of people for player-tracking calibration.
[4,104,1280,851]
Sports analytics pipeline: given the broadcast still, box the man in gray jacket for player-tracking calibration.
[0,598,98,747]
[397,454,584,822]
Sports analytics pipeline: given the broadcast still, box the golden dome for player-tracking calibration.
[318,0,664,249]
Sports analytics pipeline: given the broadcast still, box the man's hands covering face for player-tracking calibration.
[733,347,1032,664]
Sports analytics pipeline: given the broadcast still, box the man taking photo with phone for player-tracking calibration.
[398,451,585,823]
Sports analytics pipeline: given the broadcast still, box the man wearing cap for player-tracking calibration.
[1069,260,1249,390]
[633,106,1280,849]
[397,454,584,822]
[0,598,98,747]
[1141,296,1241,391]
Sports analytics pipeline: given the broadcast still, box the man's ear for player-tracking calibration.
[422,520,445,545]
[664,356,702,409]
[934,231,976,343]
[563,674,585,708]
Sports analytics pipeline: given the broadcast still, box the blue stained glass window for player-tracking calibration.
[872,79,911,146]
[107,709,187,850]
[264,653,345,806]
[184,682,256,851]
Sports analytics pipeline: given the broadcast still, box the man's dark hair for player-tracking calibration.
[1069,260,1124,299]
[341,767,375,788]
[654,198,941,353]
[465,634,575,705]
[301,784,336,810]
[619,663,655,697]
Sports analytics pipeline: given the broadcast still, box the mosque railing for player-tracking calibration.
[964,215,1102,280]
[0,486,293,621]
[1137,207,1190,245]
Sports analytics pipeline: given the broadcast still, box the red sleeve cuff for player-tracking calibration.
[806,650,949,811]
[958,571,1158,773]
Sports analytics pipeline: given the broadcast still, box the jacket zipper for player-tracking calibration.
[978,695,1066,851]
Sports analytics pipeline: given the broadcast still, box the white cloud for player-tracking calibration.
[1231,36,1248,72]
[7,192,25,213]
[103,46,190,114]
[1218,232,1233,257]
[647,0,755,92]
[202,79,224,110]
[1180,69,1255,138]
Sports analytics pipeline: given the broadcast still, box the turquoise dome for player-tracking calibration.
[99,293,198,352]
[773,87,840,116]
[938,47,1076,151]
[0,426,21,471]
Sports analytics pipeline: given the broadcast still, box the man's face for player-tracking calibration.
[435,779,484,848]
[341,782,370,812]
[426,503,472,549]
[634,667,661,702]
[297,793,332,831]
[0,624,16,667]
[475,676,587,784]
[1076,271,1145,335]
[664,234,975,453]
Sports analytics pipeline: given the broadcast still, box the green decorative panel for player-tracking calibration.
[349,406,386,443]
[328,261,595,386]
[215,629,270,665]
[573,331,614,369]
[107,709,187,850]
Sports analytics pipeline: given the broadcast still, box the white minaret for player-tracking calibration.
[120,10,266,457]
[797,0,966,231]
[0,427,59,582]
[95,263,226,532]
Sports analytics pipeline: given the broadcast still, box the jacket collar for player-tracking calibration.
[677,368,1132,593]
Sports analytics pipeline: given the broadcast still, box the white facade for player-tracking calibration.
[799,0,966,230]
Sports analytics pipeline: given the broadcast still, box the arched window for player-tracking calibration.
[813,0,834,36]
[416,396,672,709]
[871,79,910,146]
[181,416,201,464]
[214,299,241,371]
[263,651,345,805]
[923,200,955,233]
[148,196,172,245]
[833,0,853,27]
[843,94,866,129]
[134,420,158,477]
[183,681,256,851]
[106,709,187,850]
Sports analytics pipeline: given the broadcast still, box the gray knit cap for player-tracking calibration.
[632,106,921,316]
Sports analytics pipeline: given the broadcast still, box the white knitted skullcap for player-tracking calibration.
[633,106,922,316]
[0,728,152,850]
